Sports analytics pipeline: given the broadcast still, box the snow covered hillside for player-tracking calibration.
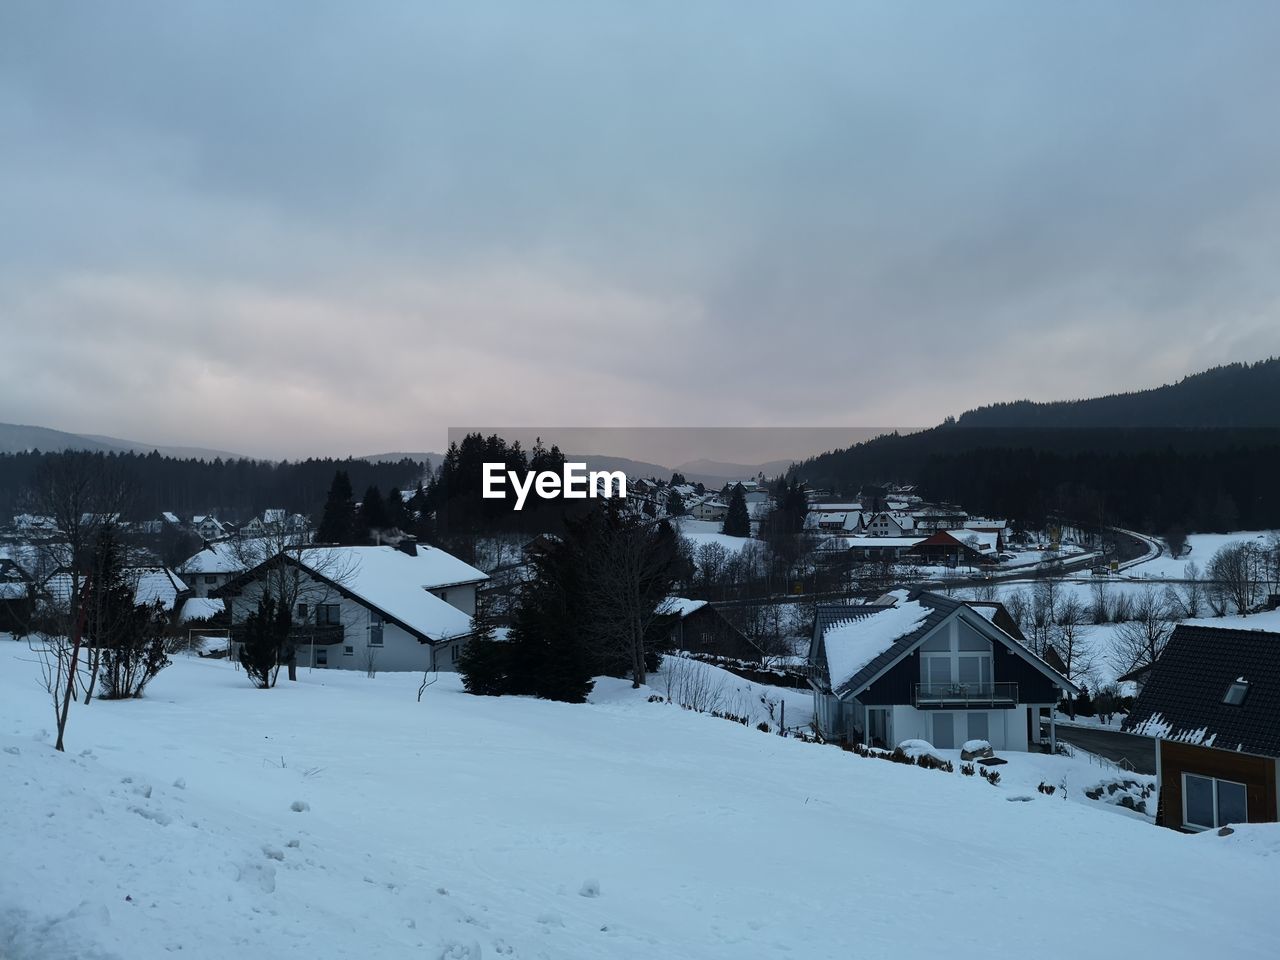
[2,641,1277,959]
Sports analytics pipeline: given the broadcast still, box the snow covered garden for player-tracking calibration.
[3,639,1278,960]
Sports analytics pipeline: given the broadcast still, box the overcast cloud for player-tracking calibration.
[2,1,1279,459]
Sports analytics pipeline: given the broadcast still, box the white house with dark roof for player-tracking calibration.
[218,542,488,673]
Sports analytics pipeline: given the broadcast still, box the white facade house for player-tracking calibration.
[178,542,248,598]
[220,542,487,673]
[807,591,1077,753]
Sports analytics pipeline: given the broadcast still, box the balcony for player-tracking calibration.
[230,623,346,646]
[913,682,1018,709]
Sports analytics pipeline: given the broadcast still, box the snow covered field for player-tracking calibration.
[671,518,756,555]
[1126,530,1277,579]
[3,640,1279,959]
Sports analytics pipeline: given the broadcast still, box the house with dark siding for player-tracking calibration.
[1122,624,1280,831]
[807,590,1078,751]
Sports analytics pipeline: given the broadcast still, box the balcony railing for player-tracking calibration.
[913,682,1018,708]
[230,623,346,646]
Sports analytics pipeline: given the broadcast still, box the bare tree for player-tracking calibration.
[23,453,131,751]
[1089,578,1112,624]
[1052,594,1096,691]
[1111,587,1174,676]
[1206,542,1265,616]
[1165,560,1204,619]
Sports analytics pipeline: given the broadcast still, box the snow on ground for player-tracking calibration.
[1127,530,1277,579]
[2,639,1279,959]
[672,518,756,555]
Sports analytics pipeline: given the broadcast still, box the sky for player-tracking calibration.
[2,1,1280,461]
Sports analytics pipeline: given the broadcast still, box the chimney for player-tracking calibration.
[396,535,419,557]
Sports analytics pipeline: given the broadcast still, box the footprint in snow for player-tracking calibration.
[290,800,310,813]
[579,879,601,898]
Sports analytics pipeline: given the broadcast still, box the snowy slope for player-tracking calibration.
[2,641,1278,959]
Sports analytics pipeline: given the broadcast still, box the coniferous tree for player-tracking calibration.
[317,470,356,544]
[456,591,512,696]
[667,489,686,517]
[359,485,390,540]
[238,593,292,689]
[722,484,750,537]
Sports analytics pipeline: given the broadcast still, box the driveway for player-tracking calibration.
[1043,722,1157,775]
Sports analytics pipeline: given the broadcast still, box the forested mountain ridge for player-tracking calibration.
[954,357,1280,428]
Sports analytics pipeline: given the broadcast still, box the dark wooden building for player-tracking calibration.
[1123,624,1280,831]
[656,598,764,663]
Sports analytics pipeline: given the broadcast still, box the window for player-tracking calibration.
[317,604,340,625]
[316,647,328,667]
[343,645,354,656]
[296,602,309,620]
[1183,773,1248,830]
[205,575,218,585]
[1223,680,1249,705]
[369,612,384,645]
[966,712,989,742]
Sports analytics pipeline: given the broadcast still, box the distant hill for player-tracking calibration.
[0,422,245,461]
[358,451,446,466]
[673,458,793,484]
[955,358,1280,428]
[0,422,244,463]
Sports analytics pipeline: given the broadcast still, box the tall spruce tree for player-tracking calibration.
[317,470,356,544]
[359,485,390,540]
[722,484,750,537]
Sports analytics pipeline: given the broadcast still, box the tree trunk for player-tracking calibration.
[55,573,87,753]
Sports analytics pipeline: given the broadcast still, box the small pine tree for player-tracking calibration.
[722,485,750,537]
[239,593,292,689]
[667,489,686,517]
[457,592,512,696]
[1075,684,1095,717]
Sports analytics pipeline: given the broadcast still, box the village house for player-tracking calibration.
[863,511,917,537]
[177,541,247,598]
[806,590,1078,752]
[656,598,764,663]
[908,530,997,568]
[688,498,728,522]
[217,541,487,673]
[1123,624,1280,831]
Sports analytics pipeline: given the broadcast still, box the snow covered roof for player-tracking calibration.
[659,597,709,619]
[822,601,932,691]
[1123,624,1280,757]
[162,512,181,524]
[813,591,1076,699]
[133,568,188,610]
[179,597,225,622]
[178,542,248,575]
[291,545,486,643]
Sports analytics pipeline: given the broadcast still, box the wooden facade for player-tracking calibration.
[1156,739,1279,830]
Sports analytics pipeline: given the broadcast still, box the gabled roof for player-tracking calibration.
[811,590,1078,699]
[218,544,486,644]
[1121,624,1280,757]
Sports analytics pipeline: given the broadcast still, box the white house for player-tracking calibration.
[178,542,248,598]
[220,542,488,673]
[863,512,917,537]
[807,590,1077,752]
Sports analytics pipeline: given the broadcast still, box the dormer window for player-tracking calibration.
[1223,679,1249,706]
